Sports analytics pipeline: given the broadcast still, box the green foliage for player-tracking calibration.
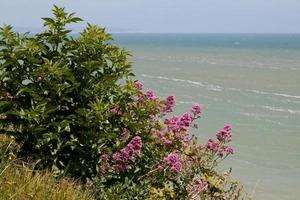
[0,6,133,179]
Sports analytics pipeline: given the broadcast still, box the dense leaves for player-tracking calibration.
[0,6,133,178]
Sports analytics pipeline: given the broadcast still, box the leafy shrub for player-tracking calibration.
[0,6,247,199]
[0,6,133,179]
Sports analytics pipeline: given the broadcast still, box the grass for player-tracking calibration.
[0,135,94,200]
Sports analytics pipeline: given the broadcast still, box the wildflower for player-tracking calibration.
[164,115,180,131]
[146,90,159,101]
[134,80,144,90]
[191,104,201,119]
[112,136,143,172]
[179,112,192,131]
[164,152,182,173]
[102,154,110,162]
[224,146,234,154]
[171,161,182,173]
[165,95,176,112]
[207,138,219,152]
[216,125,232,143]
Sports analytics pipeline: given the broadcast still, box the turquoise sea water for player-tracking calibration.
[113,34,300,200]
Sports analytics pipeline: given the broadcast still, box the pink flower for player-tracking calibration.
[179,112,192,131]
[159,137,173,145]
[224,146,234,154]
[165,95,176,112]
[102,154,110,162]
[207,138,219,152]
[112,136,143,172]
[164,153,179,164]
[146,90,159,101]
[164,152,182,173]
[171,161,182,173]
[134,80,143,90]
[192,104,201,114]
[164,115,180,131]
[191,104,201,119]
[216,125,232,143]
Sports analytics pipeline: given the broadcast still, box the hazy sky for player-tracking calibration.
[0,0,300,33]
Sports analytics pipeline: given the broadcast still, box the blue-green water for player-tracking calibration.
[114,34,300,200]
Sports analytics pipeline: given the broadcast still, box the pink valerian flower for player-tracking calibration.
[152,130,173,145]
[207,138,220,152]
[191,104,201,119]
[164,152,183,173]
[187,177,208,199]
[171,161,182,173]
[159,137,173,145]
[112,136,143,172]
[146,90,159,101]
[165,95,176,113]
[164,115,180,131]
[134,80,143,90]
[163,113,192,142]
[223,145,234,154]
[216,125,232,143]
[206,138,235,158]
[102,154,110,162]
[127,136,143,157]
[111,106,123,115]
[164,113,192,132]
[179,112,192,131]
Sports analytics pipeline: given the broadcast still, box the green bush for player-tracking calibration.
[0,6,134,179]
[0,6,248,199]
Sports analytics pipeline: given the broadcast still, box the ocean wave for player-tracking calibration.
[241,112,283,124]
[140,74,223,91]
[262,106,300,115]
[249,90,300,100]
[178,101,199,105]
[140,74,300,102]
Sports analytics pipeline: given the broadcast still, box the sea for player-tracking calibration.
[113,34,300,200]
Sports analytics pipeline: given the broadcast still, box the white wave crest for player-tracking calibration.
[262,106,300,115]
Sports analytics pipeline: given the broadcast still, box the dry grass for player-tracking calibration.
[0,135,94,200]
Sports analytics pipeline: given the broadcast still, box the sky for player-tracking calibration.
[0,0,300,33]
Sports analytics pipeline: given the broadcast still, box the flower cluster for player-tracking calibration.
[111,136,143,172]
[164,112,193,132]
[146,90,159,101]
[134,80,144,90]
[191,104,201,119]
[207,125,234,157]
[163,152,182,173]
[99,80,241,198]
[216,124,232,143]
[165,95,176,112]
